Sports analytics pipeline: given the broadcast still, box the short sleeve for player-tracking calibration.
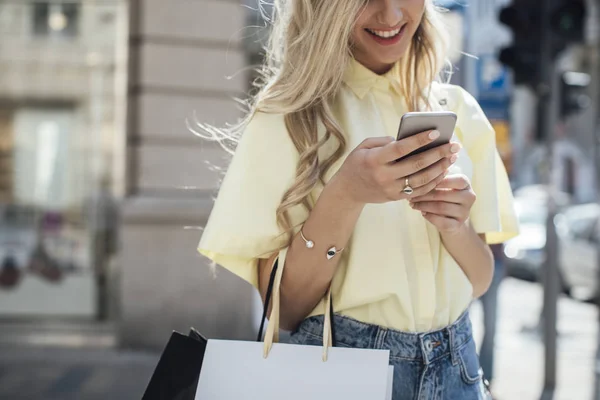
[197,112,300,288]
[453,87,520,244]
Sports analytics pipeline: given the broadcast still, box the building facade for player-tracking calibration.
[119,0,257,348]
[0,0,261,349]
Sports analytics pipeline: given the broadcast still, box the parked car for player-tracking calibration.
[504,198,548,282]
[504,195,600,302]
[503,185,571,286]
[555,203,600,301]
[512,184,572,207]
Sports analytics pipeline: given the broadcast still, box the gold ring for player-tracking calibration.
[402,177,414,195]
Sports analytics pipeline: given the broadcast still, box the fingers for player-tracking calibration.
[410,188,464,204]
[409,174,476,206]
[397,168,448,199]
[422,213,462,232]
[435,174,471,190]
[377,130,444,163]
[394,156,455,191]
[357,136,395,150]
[410,201,464,219]
[391,142,461,179]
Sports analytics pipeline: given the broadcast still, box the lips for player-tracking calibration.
[366,26,403,39]
[365,24,407,46]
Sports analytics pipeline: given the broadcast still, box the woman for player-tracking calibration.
[197,0,519,399]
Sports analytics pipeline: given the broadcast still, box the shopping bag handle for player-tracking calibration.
[256,256,279,343]
[259,253,335,361]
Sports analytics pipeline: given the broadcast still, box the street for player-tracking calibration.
[0,277,597,400]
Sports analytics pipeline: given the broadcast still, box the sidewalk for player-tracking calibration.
[0,278,597,400]
[471,278,598,400]
[0,347,158,400]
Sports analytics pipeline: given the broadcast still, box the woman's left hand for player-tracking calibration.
[409,174,476,234]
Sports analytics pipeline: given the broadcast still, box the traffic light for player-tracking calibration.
[551,0,586,42]
[560,71,591,120]
[498,0,540,86]
[498,0,587,88]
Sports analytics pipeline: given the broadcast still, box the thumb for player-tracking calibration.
[357,136,395,150]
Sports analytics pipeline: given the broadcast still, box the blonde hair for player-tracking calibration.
[196,0,450,248]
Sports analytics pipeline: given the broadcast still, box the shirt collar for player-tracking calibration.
[342,58,403,99]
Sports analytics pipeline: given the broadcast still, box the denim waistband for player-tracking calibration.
[296,311,473,365]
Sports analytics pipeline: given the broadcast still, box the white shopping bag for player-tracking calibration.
[196,340,392,400]
[195,258,393,400]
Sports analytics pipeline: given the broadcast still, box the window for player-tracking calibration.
[33,2,79,38]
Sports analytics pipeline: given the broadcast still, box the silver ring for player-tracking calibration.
[402,177,414,195]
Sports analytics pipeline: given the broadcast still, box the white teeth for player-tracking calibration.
[367,27,402,39]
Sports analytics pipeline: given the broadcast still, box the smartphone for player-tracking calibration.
[396,111,457,158]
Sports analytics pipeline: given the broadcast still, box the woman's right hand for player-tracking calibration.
[333,130,461,205]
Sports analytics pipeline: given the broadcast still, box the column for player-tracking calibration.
[120,0,256,349]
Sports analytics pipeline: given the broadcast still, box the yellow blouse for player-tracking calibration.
[198,59,519,332]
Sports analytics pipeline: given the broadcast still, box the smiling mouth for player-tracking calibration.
[365,24,407,40]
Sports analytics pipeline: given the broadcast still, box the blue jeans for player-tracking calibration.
[289,311,488,400]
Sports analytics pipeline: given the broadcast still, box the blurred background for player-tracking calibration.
[0,0,599,399]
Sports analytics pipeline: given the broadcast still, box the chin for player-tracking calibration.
[376,46,410,65]
[382,55,403,65]
[373,52,405,67]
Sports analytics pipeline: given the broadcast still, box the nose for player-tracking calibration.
[377,0,404,27]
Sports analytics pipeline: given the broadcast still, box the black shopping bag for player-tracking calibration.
[142,260,300,399]
[141,328,207,400]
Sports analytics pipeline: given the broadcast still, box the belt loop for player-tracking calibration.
[374,327,387,349]
[418,334,430,366]
[447,327,459,366]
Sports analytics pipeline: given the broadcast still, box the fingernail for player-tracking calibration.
[450,154,458,163]
[421,211,427,216]
[450,143,461,153]
[429,130,440,140]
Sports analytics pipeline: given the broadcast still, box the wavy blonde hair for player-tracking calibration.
[196,0,449,248]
